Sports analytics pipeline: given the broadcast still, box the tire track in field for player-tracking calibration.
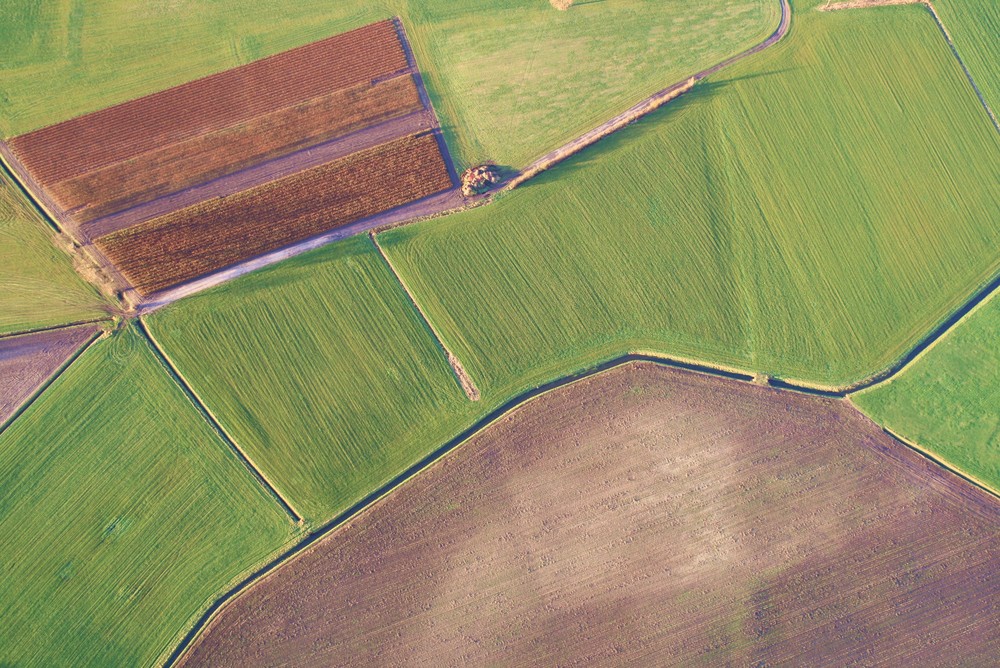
[136,318,303,525]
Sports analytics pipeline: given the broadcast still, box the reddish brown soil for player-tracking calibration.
[180,363,999,667]
[81,109,439,240]
[0,326,98,425]
[96,132,452,295]
[8,20,407,185]
[50,75,423,223]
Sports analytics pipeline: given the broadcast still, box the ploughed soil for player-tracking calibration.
[181,363,999,667]
[0,325,98,424]
[96,131,452,296]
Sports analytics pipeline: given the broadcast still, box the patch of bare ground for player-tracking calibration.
[0,325,100,425]
[820,0,923,10]
[179,363,998,667]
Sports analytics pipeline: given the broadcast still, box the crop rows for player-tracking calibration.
[51,75,422,223]
[9,19,407,186]
[96,132,452,295]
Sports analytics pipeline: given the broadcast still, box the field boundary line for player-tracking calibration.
[846,399,1000,502]
[921,2,1000,133]
[370,231,480,401]
[136,318,303,524]
[0,317,112,341]
[505,0,791,191]
[163,347,996,667]
[0,327,103,437]
[838,268,1000,395]
[0,141,65,234]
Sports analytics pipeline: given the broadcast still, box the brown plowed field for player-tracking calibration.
[179,363,999,667]
[0,326,98,425]
[8,20,407,185]
[50,75,422,223]
[96,132,452,295]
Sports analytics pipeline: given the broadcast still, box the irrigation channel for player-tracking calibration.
[160,0,998,663]
[0,0,996,662]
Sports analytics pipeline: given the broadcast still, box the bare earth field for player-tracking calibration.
[96,131,452,295]
[180,363,999,667]
[0,325,99,425]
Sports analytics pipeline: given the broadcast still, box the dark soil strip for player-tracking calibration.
[136,318,302,525]
[83,108,438,239]
[0,328,101,437]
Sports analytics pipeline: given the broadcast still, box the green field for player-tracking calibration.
[0,324,296,667]
[854,295,1000,493]
[145,236,479,524]
[0,0,776,169]
[0,168,108,335]
[379,0,1000,399]
[934,0,1000,117]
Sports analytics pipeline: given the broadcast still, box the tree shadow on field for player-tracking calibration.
[513,68,795,190]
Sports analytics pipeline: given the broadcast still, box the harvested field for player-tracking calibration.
[96,132,452,295]
[8,20,406,185]
[180,363,999,667]
[6,19,423,224]
[0,325,99,425]
[49,75,423,223]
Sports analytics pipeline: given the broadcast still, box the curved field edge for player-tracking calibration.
[176,362,1000,667]
[852,292,1000,494]
[0,165,109,335]
[0,1,776,172]
[0,324,298,667]
[378,0,1000,400]
[146,0,998,528]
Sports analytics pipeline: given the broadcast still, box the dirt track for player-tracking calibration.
[179,363,998,667]
[83,109,439,240]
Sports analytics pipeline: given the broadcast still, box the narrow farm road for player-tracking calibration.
[140,0,791,315]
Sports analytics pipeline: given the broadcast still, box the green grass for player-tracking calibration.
[0,323,296,667]
[0,168,108,335]
[853,294,1000,493]
[145,235,479,524]
[379,0,1000,400]
[0,0,776,168]
[934,0,1000,117]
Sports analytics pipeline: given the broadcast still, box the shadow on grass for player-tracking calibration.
[512,68,794,191]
